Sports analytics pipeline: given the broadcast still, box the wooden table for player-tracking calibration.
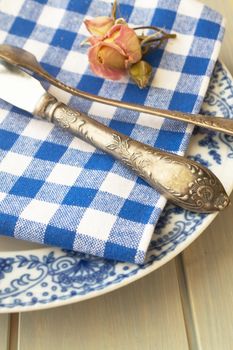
[1,0,233,349]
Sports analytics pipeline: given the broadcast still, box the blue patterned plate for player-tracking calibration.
[1,62,233,313]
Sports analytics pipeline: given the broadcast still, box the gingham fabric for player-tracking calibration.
[0,0,224,264]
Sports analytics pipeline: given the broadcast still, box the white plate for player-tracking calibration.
[0,61,233,313]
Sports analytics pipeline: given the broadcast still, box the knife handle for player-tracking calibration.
[34,93,229,213]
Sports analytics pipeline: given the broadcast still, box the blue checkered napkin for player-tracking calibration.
[0,0,224,263]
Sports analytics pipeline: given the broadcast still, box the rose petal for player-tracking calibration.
[87,36,102,46]
[114,25,142,64]
[84,16,114,37]
[88,44,126,80]
[105,24,142,64]
[98,45,126,70]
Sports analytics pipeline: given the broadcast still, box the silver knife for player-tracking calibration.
[0,59,229,213]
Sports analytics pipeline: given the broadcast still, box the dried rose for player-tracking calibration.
[84,16,114,37]
[87,24,142,80]
[129,60,152,88]
[83,0,176,87]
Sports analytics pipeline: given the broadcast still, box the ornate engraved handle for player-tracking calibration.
[34,93,230,213]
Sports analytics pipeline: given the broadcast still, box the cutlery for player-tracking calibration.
[0,44,233,136]
[0,59,229,213]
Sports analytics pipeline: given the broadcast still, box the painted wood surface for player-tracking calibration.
[19,262,189,350]
[0,315,9,350]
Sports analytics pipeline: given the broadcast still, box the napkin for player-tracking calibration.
[0,0,225,263]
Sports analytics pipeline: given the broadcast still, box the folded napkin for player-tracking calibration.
[0,0,224,263]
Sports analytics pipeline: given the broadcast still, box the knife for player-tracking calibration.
[0,59,229,213]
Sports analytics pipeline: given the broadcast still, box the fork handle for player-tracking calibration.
[150,108,233,135]
[34,93,229,213]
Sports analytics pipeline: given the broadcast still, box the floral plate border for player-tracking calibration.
[1,61,233,313]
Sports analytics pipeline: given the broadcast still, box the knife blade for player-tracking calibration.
[0,59,229,213]
[0,59,45,113]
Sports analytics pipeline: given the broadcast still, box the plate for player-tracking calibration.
[1,61,233,313]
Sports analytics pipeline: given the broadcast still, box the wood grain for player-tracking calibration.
[19,262,189,350]
[0,315,9,350]
[181,194,233,350]
[8,314,21,350]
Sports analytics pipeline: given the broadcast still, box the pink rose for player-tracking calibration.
[87,24,142,80]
